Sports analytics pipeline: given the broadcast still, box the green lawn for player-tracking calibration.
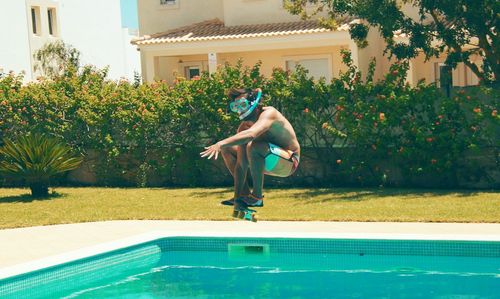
[0,187,499,229]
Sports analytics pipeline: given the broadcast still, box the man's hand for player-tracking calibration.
[200,142,222,160]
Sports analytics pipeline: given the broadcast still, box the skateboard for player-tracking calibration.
[232,198,257,222]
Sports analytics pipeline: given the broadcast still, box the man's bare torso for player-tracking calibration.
[239,106,300,155]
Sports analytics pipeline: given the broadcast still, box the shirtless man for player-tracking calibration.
[200,87,300,206]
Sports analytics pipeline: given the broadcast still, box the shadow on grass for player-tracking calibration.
[189,188,232,198]
[0,192,65,203]
[279,188,492,204]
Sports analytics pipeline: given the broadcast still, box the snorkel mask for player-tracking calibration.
[229,89,262,120]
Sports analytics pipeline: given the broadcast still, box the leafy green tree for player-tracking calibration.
[33,40,81,79]
[0,134,83,197]
[284,0,498,84]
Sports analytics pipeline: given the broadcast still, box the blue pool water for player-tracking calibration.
[0,237,499,298]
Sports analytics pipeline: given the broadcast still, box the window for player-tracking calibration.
[31,6,41,35]
[160,0,177,5]
[285,56,332,81]
[434,62,453,96]
[159,0,179,9]
[185,66,200,80]
[47,8,57,36]
[434,63,453,88]
[31,8,36,34]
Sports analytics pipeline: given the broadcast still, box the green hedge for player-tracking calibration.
[1,52,498,187]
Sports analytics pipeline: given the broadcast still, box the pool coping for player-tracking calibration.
[1,223,500,281]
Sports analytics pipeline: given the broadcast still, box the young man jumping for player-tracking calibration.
[200,87,300,207]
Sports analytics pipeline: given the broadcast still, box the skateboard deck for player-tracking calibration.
[232,198,257,222]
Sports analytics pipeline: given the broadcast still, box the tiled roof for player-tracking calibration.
[133,18,356,45]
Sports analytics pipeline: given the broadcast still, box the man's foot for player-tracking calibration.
[242,194,264,207]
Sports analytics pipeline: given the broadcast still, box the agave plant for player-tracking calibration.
[0,134,83,197]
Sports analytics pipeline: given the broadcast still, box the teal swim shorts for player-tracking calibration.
[264,143,300,177]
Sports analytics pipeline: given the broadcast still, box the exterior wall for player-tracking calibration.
[26,0,61,79]
[138,0,224,35]
[121,28,142,80]
[356,26,386,82]
[0,0,141,82]
[58,0,129,80]
[410,53,480,86]
[400,2,422,22]
[155,46,347,83]
[222,0,302,26]
[0,0,32,80]
[137,0,326,35]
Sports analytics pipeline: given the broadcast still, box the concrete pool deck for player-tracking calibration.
[1,220,499,279]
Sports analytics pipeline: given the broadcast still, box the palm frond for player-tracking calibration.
[0,134,83,179]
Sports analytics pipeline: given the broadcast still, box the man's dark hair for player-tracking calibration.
[227,88,256,102]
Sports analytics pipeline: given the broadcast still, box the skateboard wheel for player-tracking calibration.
[251,213,257,222]
[238,211,245,219]
[232,210,239,218]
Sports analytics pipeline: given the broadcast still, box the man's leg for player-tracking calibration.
[221,145,250,198]
[246,141,270,199]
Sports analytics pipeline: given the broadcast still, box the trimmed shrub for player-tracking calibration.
[0,54,498,188]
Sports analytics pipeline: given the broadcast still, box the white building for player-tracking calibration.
[0,0,141,81]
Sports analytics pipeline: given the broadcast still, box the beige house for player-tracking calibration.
[134,0,480,87]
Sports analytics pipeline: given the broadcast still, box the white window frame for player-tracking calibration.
[283,54,333,81]
[158,0,179,10]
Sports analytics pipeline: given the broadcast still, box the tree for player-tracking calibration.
[33,40,81,78]
[284,0,498,84]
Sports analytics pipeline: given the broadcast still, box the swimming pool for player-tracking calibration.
[0,237,499,298]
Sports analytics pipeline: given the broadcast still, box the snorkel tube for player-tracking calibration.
[238,89,262,120]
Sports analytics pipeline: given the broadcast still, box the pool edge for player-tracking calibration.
[1,230,499,281]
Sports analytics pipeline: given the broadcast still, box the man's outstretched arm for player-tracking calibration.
[200,112,274,160]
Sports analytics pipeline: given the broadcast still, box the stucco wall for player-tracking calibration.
[25,0,61,79]
[138,0,224,36]
[121,28,142,81]
[410,53,480,86]
[137,0,328,35]
[1,0,140,81]
[58,0,127,80]
[222,0,302,27]
[355,26,387,82]
[0,1,32,80]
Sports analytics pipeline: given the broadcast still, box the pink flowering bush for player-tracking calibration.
[0,53,498,187]
[264,51,498,186]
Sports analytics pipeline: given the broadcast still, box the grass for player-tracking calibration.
[0,187,499,229]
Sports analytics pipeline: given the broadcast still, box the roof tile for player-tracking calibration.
[133,18,355,45]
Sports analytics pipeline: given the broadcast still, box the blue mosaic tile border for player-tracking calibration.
[160,237,500,257]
